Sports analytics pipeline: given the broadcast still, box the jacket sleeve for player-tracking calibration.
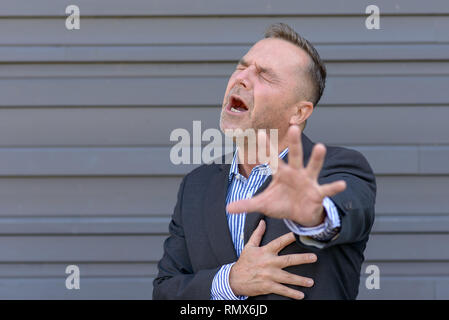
[296,148,376,249]
[152,175,221,300]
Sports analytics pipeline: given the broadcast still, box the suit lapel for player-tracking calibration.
[202,162,238,265]
[243,133,315,244]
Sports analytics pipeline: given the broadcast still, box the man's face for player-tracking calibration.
[219,38,311,137]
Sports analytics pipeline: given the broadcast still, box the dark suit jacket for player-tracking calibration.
[153,133,376,300]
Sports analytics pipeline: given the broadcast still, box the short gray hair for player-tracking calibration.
[264,22,327,106]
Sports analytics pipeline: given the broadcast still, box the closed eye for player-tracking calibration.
[258,72,269,80]
[234,62,277,83]
[258,71,272,83]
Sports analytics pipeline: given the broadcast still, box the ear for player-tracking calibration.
[289,101,314,127]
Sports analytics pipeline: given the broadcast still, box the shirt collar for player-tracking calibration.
[228,147,289,182]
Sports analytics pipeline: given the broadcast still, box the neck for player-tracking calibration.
[236,135,289,178]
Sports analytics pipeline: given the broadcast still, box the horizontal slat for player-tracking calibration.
[371,216,449,233]
[0,232,445,267]
[1,264,449,299]
[2,44,449,63]
[0,77,448,107]
[0,177,181,217]
[0,77,226,107]
[361,261,449,276]
[1,0,448,16]
[0,217,171,235]
[1,215,448,235]
[0,276,446,299]
[2,261,449,278]
[436,281,449,299]
[0,263,158,277]
[1,16,448,45]
[3,61,449,78]
[0,176,447,217]
[0,234,447,263]
[0,63,236,78]
[0,106,447,146]
[0,45,248,63]
[352,146,449,175]
[364,234,449,260]
[0,146,448,176]
[376,176,449,215]
[296,106,449,145]
[420,147,449,174]
[328,62,449,76]
[0,277,153,299]
[357,276,449,300]
[0,147,196,176]
[0,235,165,262]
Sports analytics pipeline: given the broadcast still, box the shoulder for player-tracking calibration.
[324,145,373,172]
[302,133,372,174]
[319,142,375,180]
[320,144,376,192]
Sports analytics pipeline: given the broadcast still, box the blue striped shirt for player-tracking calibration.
[210,147,341,300]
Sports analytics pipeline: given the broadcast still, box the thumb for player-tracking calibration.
[246,220,266,247]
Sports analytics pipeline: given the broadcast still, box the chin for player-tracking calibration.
[221,122,246,134]
[220,118,237,131]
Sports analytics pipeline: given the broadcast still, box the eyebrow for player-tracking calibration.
[238,58,280,82]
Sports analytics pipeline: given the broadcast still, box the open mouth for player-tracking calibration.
[227,95,249,113]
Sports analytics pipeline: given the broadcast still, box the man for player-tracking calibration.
[153,23,376,300]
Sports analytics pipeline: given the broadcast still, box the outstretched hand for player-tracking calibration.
[226,125,346,227]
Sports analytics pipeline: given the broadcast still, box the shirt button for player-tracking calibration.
[240,233,244,241]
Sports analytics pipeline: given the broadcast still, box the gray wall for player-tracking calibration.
[0,0,448,299]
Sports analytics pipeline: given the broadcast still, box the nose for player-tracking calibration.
[234,66,255,90]
[234,74,250,90]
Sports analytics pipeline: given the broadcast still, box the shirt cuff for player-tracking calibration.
[211,262,248,300]
[283,196,341,242]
